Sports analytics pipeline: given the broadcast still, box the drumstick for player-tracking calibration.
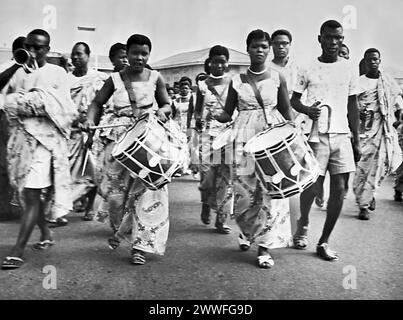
[81,149,89,176]
[89,123,131,130]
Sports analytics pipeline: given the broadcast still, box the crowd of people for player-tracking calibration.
[0,18,402,270]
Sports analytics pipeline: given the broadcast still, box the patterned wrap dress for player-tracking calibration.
[197,76,231,224]
[94,70,169,255]
[173,93,195,172]
[224,71,293,249]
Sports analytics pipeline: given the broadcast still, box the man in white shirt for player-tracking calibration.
[1,29,76,269]
[291,20,361,261]
[315,42,352,208]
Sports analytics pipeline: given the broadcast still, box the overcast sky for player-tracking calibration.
[0,0,402,69]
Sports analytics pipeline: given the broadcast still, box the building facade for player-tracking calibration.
[151,47,250,88]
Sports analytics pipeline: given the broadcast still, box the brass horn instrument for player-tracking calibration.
[14,49,38,74]
[308,104,332,143]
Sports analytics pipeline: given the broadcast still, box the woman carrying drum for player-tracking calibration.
[215,29,295,268]
[194,45,232,234]
[85,34,172,265]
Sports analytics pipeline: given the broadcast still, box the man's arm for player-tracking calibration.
[1,91,48,119]
[347,94,361,162]
[290,65,321,120]
[290,92,321,121]
[154,73,171,122]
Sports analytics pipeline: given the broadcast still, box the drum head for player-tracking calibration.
[112,119,148,156]
[244,123,295,153]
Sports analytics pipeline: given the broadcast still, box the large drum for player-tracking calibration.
[112,113,186,190]
[244,122,320,199]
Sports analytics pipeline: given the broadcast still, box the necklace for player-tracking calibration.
[248,67,267,75]
[209,74,225,79]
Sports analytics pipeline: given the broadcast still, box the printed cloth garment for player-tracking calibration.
[68,70,108,203]
[353,73,403,208]
[394,123,403,193]
[173,93,195,172]
[94,70,170,255]
[222,71,293,249]
[173,93,194,131]
[4,63,77,218]
[197,77,231,224]
[116,186,169,255]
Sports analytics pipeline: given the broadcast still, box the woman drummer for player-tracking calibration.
[215,29,295,268]
[194,45,233,234]
[86,34,171,265]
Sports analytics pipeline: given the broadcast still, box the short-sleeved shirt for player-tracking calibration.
[8,63,70,95]
[267,59,299,97]
[293,58,359,134]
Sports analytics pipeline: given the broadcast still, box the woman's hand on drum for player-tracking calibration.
[206,110,216,122]
[156,108,168,123]
[81,120,96,149]
[80,120,96,132]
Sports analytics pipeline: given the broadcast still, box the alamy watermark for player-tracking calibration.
[42,265,57,290]
[342,265,357,289]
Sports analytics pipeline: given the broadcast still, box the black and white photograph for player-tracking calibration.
[0,0,402,304]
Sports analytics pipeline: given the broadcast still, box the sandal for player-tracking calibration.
[316,243,339,261]
[2,256,24,269]
[32,239,55,250]
[238,233,250,251]
[131,249,146,265]
[108,237,120,250]
[293,220,309,250]
[257,247,274,269]
[215,221,231,234]
[46,217,68,228]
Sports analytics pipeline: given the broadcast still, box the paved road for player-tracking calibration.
[0,175,402,300]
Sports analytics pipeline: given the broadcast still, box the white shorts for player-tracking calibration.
[310,133,356,176]
[25,144,52,189]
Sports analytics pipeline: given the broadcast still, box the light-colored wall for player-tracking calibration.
[157,64,248,88]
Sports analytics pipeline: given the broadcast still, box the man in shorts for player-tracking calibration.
[291,20,361,261]
[0,29,76,269]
